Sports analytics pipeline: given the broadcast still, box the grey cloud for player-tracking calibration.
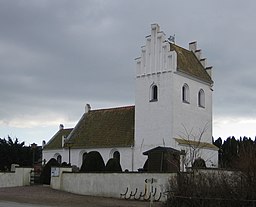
[1,0,256,142]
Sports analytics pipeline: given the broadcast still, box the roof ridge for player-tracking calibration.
[91,105,135,112]
[62,128,73,131]
[170,42,189,52]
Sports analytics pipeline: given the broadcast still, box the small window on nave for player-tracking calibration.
[113,151,120,163]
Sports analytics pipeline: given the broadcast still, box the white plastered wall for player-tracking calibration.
[134,23,217,170]
[43,147,133,171]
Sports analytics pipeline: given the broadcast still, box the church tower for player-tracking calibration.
[134,24,218,170]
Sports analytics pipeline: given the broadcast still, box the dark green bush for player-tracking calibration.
[80,151,105,172]
[143,159,148,172]
[105,158,122,172]
[40,158,60,184]
[61,162,71,167]
[192,157,206,168]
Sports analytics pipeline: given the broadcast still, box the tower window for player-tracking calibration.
[150,85,158,102]
[198,89,205,108]
[182,84,190,103]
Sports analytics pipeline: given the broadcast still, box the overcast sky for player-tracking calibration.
[1,0,256,145]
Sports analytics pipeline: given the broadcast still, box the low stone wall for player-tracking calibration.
[0,167,32,187]
[51,168,175,202]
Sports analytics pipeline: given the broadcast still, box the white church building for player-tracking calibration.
[43,24,218,171]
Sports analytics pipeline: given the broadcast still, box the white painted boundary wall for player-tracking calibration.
[0,168,32,187]
[51,168,175,202]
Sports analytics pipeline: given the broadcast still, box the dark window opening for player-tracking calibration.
[150,85,158,102]
[182,84,189,103]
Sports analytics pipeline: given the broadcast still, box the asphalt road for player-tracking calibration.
[0,201,50,207]
[0,186,162,207]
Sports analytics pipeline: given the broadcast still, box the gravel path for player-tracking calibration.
[0,185,162,207]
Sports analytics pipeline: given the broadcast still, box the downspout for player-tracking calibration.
[160,152,164,172]
[131,145,134,171]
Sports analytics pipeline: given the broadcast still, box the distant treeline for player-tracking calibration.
[1,135,256,171]
[166,137,256,206]
[0,136,41,171]
[213,136,256,169]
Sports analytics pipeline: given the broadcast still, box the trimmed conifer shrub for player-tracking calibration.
[143,159,148,172]
[105,158,122,172]
[61,162,71,167]
[80,151,105,172]
[40,158,60,184]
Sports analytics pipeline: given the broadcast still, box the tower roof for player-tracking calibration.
[170,43,213,84]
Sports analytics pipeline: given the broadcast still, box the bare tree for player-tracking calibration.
[177,122,213,169]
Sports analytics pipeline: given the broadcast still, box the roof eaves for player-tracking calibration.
[174,138,219,150]
[70,143,134,149]
[176,69,213,85]
[143,146,183,155]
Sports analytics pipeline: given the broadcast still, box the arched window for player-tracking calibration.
[113,151,120,163]
[150,84,158,102]
[198,89,205,108]
[54,153,62,164]
[57,155,62,164]
[182,84,190,103]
